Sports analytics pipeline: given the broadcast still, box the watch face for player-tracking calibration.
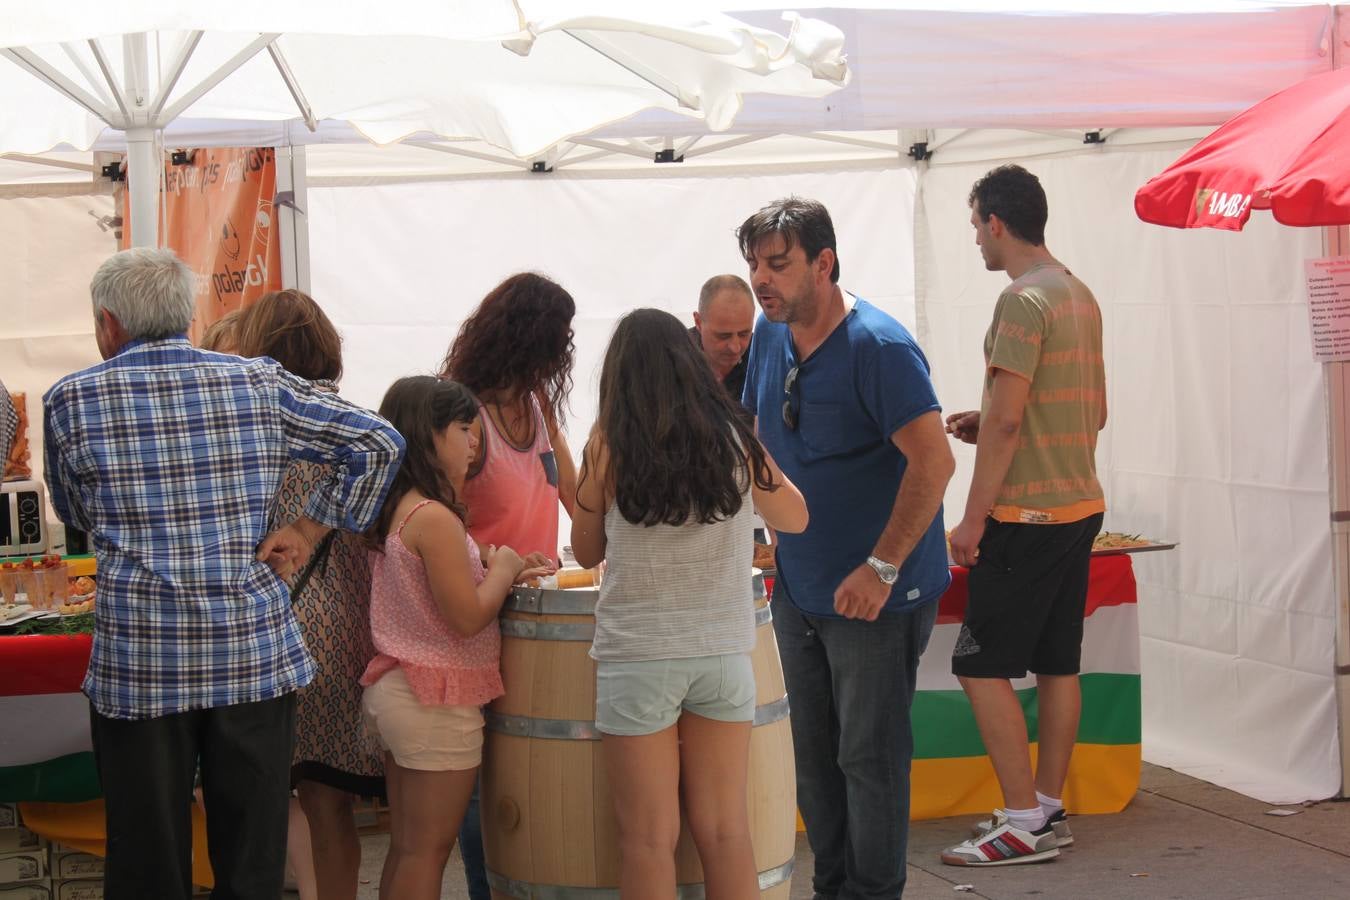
[870,557,899,583]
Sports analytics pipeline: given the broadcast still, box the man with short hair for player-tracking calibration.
[44,248,405,900]
[738,197,955,898]
[691,273,756,399]
[941,164,1106,867]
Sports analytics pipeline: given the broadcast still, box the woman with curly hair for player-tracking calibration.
[437,271,576,898]
[439,272,577,558]
[234,290,384,900]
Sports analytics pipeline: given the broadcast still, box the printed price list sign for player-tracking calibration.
[1306,257,1350,362]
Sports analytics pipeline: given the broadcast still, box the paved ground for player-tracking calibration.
[344,764,1350,899]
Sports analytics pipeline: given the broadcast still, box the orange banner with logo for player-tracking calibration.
[122,147,282,341]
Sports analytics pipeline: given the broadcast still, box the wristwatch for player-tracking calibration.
[865,555,899,585]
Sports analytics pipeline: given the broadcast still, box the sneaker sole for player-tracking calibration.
[941,846,1060,867]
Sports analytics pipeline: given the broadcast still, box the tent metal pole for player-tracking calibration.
[0,152,96,174]
[123,33,159,247]
[563,30,699,111]
[0,47,116,123]
[149,31,204,122]
[1326,3,1349,799]
[266,43,318,132]
[156,33,279,127]
[1327,221,1350,799]
[276,146,310,293]
[124,127,159,247]
[87,38,130,123]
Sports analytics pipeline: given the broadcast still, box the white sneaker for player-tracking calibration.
[970,807,1073,847]
[942,815,1060,867]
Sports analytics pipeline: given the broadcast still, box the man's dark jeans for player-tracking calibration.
[772,591,938,900]
[90,693,296,900]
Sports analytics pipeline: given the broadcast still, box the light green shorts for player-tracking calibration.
[595,653,756,737]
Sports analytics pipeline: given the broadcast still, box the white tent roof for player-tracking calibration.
[1,2,1338,186]
[0,1,848,159]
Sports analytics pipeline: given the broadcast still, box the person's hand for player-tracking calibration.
[833,563,892,621]
[487,544,525,579]
[514,551,557,585]
[945,410,980,444]
[522,551,557,573]
[256,519,325,580]
[948,516,986,568]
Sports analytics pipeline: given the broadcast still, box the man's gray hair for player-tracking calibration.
[697,274,753,315]
[91,248,196,340]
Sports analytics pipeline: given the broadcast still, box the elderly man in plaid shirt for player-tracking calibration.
[43,248,405,900]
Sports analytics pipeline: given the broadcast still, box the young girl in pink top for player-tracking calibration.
[360,376,547,900]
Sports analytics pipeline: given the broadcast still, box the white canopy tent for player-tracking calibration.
[2,0,1347,804]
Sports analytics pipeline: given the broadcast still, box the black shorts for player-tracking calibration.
[951,512,1103,679]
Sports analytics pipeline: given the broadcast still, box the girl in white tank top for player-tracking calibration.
[571,308,808,895]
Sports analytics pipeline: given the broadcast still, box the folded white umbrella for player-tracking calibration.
[0,0,848,243]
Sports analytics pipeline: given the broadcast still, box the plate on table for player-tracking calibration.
[1091,533,1177,556]
[0,604,52,628]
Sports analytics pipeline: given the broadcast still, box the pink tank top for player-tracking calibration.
[461,395,560,561]
[360,500,504,707]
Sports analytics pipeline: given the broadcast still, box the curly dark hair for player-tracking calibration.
[737,196,840,283]
[581,308,775,527]
[439,273,575,426]
[365,376,479,550]
[968,164,1048,246]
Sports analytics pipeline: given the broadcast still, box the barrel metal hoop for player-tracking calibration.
[486,858,793,898]
[505,586,599,615]
[487,696,788,742]
[499,619,596,642]
[485,711,602,741]
[753,694,790,727]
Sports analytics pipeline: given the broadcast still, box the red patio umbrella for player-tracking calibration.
[1135,65,1350,231]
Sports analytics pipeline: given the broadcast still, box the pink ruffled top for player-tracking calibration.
[360,500,504,706]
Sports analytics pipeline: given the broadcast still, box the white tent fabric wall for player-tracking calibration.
[917,148,1336,803]
[0,187,115,495]
[305,164,918,434]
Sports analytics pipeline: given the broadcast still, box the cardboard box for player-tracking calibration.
[0,851,46,884]
[0,831,40,854]
[0,882,53,900]
[52,881,100,900]
[0,805,18,830]
[47,854,101,882]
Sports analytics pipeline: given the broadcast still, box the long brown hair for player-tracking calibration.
[365,376,480,550]
[439,272,575,425]
[583,308,774,527]
[234,289,343,382]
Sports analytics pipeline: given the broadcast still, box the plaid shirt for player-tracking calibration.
[43,337,405,720]
[0,379,16,465]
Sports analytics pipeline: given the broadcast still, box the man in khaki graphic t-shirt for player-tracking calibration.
[941,164,1106,868]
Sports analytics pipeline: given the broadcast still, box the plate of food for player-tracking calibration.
[0,603,50,628]
[1091,532,1177,556]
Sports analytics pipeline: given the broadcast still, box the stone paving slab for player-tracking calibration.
[345,764,1350,899]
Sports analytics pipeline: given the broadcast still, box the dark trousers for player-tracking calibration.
[773,591,938,900]
[90,693,296,900]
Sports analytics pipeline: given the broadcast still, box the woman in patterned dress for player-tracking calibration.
[236,290,384,900]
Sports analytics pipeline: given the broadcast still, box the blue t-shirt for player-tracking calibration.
[742,298,950,617]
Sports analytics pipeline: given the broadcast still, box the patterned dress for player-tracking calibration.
[277,383,385,796]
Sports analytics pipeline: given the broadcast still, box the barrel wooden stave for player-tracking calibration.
[485,587,794,896]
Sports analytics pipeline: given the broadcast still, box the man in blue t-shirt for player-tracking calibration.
[739,197,954,898]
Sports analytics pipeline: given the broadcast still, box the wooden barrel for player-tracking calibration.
[483,571,796,898]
